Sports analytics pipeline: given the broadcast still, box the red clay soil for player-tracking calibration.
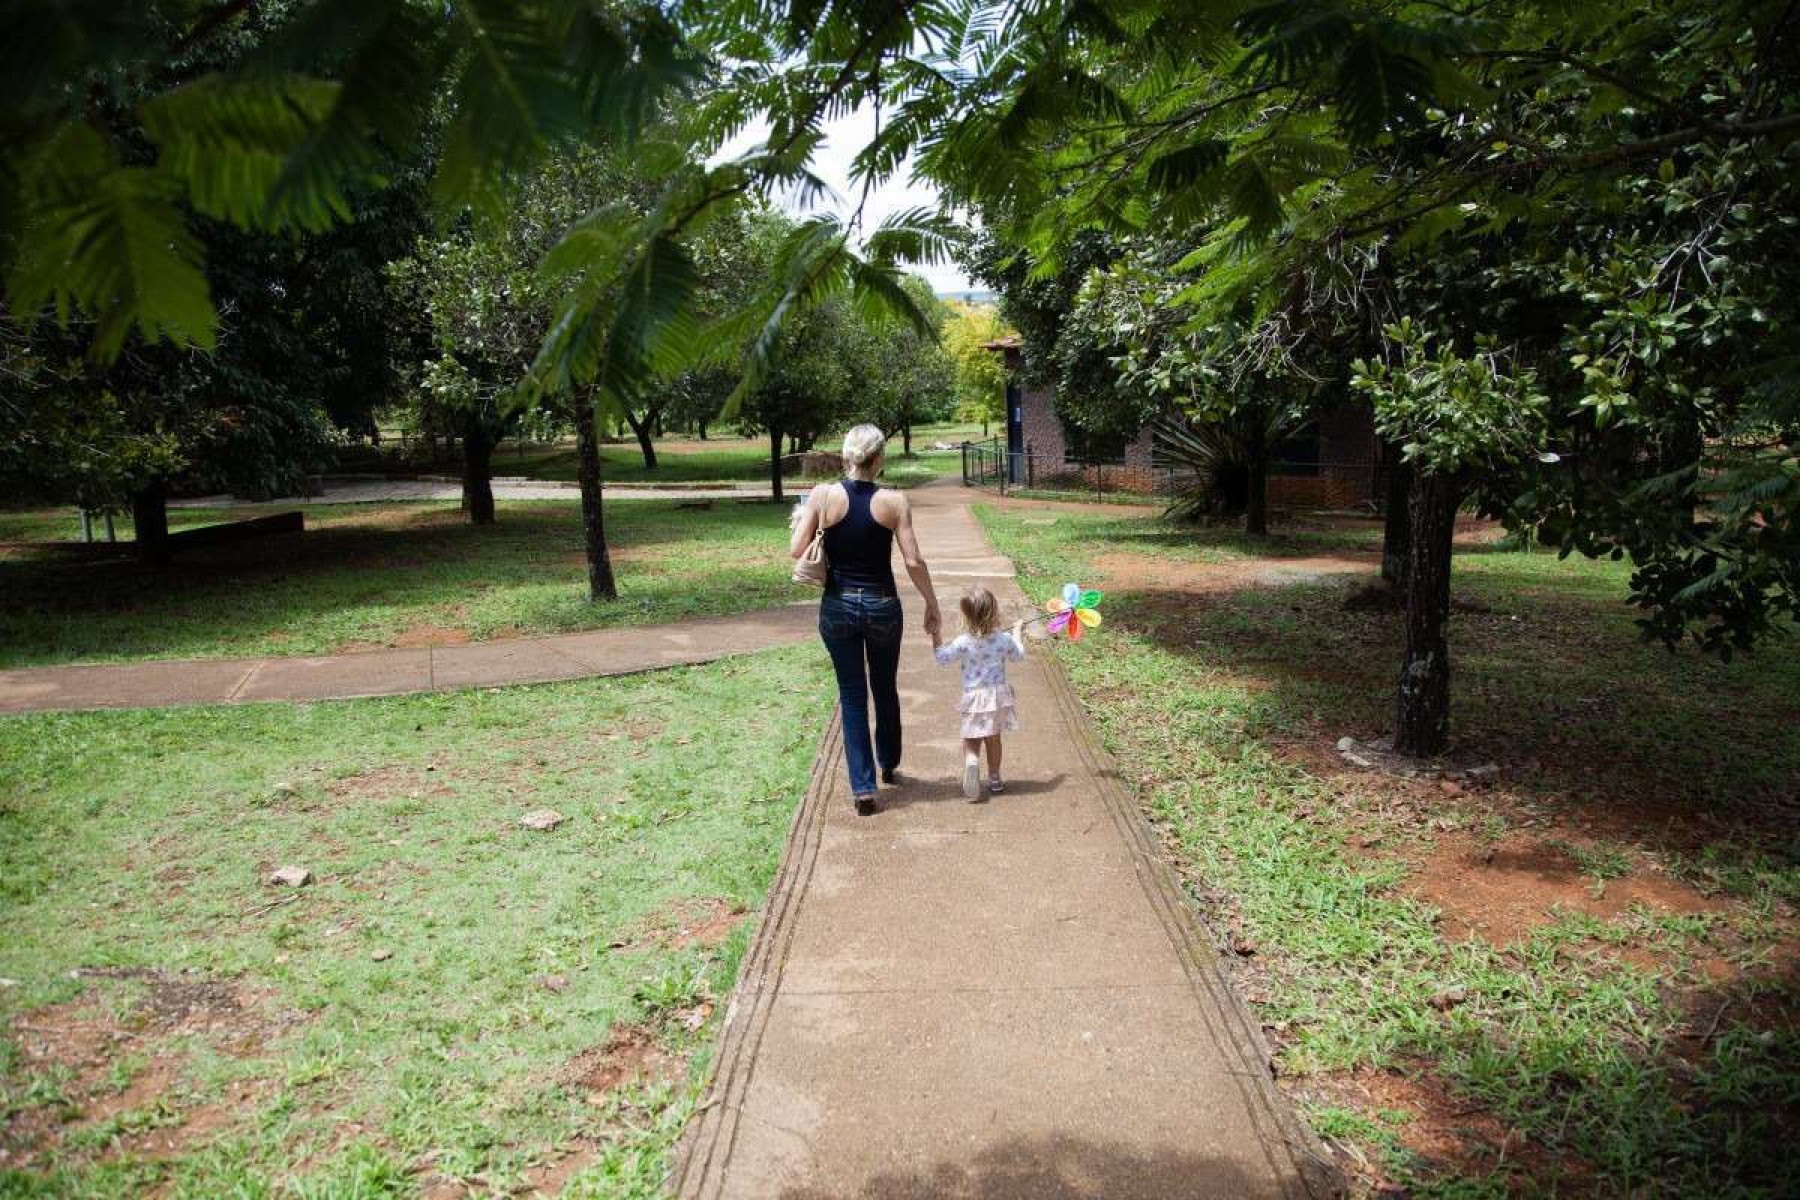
[323,765,457,805]
[983,493,1161,518]
[657,898,749,951]
[1093,550,1381,595]
[1405,832,1727,948]
[516,1140,604,1197]
[1,969,290,1169]
[565,1023,689,1098]
[1313,1065,1585,1191]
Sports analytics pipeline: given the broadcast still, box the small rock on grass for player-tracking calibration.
[268,866,312,887]
[370,948,393,962]
[541,974,570,994]
[520,809,567,831]
[1429,986,1468,1011]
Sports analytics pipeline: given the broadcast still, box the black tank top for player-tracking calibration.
[822,480,897,595]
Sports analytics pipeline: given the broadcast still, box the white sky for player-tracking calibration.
[713,104,979,295]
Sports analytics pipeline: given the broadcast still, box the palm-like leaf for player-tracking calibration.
[9,125,214,358]
[864,206,964,267]
[141,75,341,227]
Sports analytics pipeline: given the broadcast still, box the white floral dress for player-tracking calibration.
[934,629,1025,738]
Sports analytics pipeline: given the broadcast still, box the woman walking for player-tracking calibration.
[790,425,942,815]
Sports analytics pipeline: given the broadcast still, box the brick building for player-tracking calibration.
[984,336,1383,508]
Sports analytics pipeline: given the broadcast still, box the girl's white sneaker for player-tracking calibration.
[961,756,981,799]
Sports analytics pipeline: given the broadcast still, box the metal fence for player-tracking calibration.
[960,439,1182,500]
[961,438,1387,510]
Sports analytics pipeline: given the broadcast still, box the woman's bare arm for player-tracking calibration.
[889,494,942,638]
[789,484,841,558]
[788,490,819,558]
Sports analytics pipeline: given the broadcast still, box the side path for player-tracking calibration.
[170,478,772,507]
[673,481,1341,1199]
[0,607,817,714]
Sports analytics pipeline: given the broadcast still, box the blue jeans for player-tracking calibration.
[819,591,904,797]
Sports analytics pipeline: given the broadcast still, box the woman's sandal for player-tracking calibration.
[987,778,1005,794]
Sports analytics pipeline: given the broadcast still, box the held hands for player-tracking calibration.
[923,602,943,643]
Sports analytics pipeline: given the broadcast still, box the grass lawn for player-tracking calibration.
[504,442,775,486]
[0,500,806,670]
[0,647,834,1197]
[978,504,1800,1197]
[495,426,972,488]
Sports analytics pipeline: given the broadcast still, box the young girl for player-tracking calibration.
[931,585,1026,799]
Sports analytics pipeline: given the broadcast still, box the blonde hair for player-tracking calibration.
[960,585,1001,637]
[841,424,887,469]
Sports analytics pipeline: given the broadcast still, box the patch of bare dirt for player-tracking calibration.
[389,623,472,648]
[517,1140,603,1197]
[565,1025,686,1100]
[1406,833,1728,948]
[634,897,749,951]
[2,969,295,1168]
[1094,550,1380,596]
[1313,1065,1585,1192]
[337,611,480,653]
[324,765,455,805]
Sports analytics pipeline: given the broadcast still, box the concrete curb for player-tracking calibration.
[672,706,845,1199]
[1038,656,1345,1199]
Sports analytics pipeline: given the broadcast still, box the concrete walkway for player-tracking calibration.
[0,607,817,714]
[171,477,773,507]
[673,483,1338,1199]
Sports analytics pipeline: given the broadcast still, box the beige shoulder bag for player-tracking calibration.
[790,484,842,587]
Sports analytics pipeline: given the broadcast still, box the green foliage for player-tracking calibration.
[0,205,381,509]
[6,0,1794,650]
[930,0,1798,658]
[863,276,958,445]
[733,295,864,453]
[940,301,1011,431]
[387,148,633,448]
[2,0,699,357]
[1351,319,1549,479]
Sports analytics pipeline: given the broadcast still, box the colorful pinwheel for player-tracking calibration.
[1044,582,1104,641]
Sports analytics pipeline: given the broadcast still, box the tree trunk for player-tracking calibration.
[1392,470,1461,757]
[1382,450,1412,587]
[697,418,708,440]
[573,390,618,601]
[1661,416,1705,530]
[131,480,170,566]
[769,427,786,503]
[461,421,496,525]
[902,420,913,457]
[623,408,658,469]
[1244,413,1269,537]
